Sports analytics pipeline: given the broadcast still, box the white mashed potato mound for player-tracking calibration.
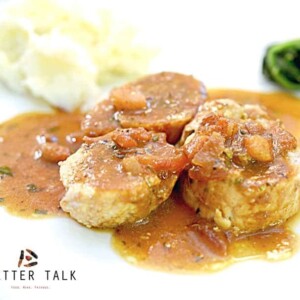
[0,0,153,111]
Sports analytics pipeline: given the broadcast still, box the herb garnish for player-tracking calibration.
[26,184,39,193]
[34,209,48,215]
[152,135,159,142]
[47,126,60,133]
[0,166,13,176]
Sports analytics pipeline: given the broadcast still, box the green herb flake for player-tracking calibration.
[145,176,155,187]
[26,184,39,193]
[34,209,48,215]
[47,126,60,133]
[259,185,266,192]
[0,166,13,176]
[152,135,159,142]
[241,113,248,120]
[0,197,4,202]
[235,178,243,184]
[224,148,233,159]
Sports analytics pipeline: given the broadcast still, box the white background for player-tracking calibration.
[0,0,300,299]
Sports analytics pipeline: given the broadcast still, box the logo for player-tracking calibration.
[0,247,77,291]
[18,249,38,268]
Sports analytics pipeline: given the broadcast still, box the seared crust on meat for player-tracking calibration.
[181,99,300,233]
[60,128,186,228]
[81,72,207,143]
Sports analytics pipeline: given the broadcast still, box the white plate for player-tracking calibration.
[1,1,300,299]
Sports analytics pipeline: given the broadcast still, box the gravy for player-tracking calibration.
[0,112,81,216]
[0,89,300,272]
[112,89,300,272]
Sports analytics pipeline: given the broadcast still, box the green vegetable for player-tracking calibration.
[223,148,233,159]
[0,166,13,176]
[26,184,39,192]
[152,135,159,142]
[47,126,60,133]
[34,209,48,215]
[259,185,266,192]
[263,39,300,90]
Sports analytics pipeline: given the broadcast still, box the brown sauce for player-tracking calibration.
[0,89,300,272]
[112,89,300,272]
[113,193,297,273]
[0,112,81,216]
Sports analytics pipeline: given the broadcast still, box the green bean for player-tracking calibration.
[263,39,300,90]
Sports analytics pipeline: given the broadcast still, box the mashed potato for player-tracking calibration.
[0,0,153,111]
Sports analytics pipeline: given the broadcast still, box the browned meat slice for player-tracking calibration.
[81,72,207,143]
[60,128,187,228]
[81,99,119,137]
[180,99,300,234]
